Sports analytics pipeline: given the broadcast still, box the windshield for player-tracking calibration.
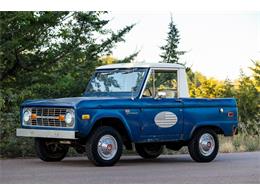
[84,68,148,98]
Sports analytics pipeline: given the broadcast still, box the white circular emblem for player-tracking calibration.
[154,111,178,128]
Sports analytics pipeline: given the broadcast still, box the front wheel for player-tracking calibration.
[35,138,69,162]
[188,128,219,162]
[86,126,123,166]
[135,143,164,159]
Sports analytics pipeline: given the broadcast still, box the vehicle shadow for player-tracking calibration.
[32,155,196,167]
[120,156,193,163]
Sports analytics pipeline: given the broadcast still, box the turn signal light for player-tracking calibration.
[31,114,37,120]
[82,114,90,120]
[58,115,65,121]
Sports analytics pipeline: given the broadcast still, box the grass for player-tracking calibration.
[164,120,260,154]
[219,134,260,153]
[163,132,260,155]
[219,119,260,153]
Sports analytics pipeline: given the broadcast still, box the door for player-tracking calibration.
[139,69,183,140]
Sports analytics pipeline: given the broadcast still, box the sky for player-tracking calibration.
[106,12,260,80]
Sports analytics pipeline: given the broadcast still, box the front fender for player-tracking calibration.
[77,108,133,140]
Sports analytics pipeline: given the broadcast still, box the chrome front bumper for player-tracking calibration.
[16,128,77,139]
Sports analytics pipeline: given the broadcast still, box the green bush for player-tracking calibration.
[219,119,260,153]
[244,135,260,151]
[0,11,137,158]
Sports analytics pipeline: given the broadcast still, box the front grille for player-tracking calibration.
[30,107,67,128]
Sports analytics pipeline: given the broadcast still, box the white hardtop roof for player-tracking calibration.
[96,63,185,70]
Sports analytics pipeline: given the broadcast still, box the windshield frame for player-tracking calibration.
[84,68,149,98]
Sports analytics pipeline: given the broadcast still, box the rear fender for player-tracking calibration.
[188,122,224,140]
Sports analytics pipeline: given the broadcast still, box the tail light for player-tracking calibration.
[228,112,234,117]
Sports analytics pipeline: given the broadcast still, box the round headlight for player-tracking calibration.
[23,109,31,122]
[65,111,74,125]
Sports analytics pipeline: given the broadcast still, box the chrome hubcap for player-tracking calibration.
[199,133,215,156]
[97,135,118,160]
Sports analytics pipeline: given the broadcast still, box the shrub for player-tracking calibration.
[244,135,260,151]
[220,141,235,153]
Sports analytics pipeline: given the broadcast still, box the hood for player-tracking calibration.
[21,96,119,108]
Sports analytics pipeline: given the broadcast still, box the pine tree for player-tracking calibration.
[160,15,185,63]
[250,60,260,90]
[236,71,259,123]
[221,79,235,97]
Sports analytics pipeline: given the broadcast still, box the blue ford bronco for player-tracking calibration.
[16,63,238,166]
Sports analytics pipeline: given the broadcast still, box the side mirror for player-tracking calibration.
[156,91,167,99]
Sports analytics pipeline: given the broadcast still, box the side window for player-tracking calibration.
[142,69,178,98]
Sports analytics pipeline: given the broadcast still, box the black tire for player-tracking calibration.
[188,128,219,162]
[86,126,123,166]
[35,138,69,162]
[135,143,163,159]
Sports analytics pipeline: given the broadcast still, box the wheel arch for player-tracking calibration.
[89,116,133,150]
[189,124,224,140]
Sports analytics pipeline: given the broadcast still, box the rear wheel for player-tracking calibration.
[135,143,163,159]
[188,128,219,162]
[35,138,69,162]
[86,126,123,166]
